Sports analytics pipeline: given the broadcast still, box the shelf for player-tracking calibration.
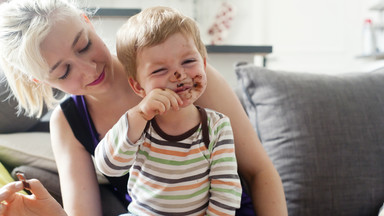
[373,24,384,29]
[357,52,384,59]
[92,8,141,17]
[205,45,273,55]
[370,1,384,11]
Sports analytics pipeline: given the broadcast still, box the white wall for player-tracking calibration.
[79,0,195,55]
[263,0,384,74]
[81,0,384,87]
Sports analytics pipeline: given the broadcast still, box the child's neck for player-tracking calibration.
[154,104,200,136]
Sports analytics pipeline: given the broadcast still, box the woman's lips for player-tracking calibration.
[88,70,105,86]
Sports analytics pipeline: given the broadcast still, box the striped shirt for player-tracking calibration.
[95,107,242,216]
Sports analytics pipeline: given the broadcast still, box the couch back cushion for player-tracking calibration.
[236,64,384,216]
[0,70,42,133]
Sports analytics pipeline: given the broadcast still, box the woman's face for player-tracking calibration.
[40,15,113,96]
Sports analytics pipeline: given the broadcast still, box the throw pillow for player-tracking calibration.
[235,64,384,216]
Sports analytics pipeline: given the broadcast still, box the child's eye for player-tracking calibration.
[183,59,196,64]
[79,40,92,53]
[152,68,166,74]
[59,64,71,80]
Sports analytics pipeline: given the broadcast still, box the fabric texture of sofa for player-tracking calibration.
[235,64,384,216]
[1,64,384,215]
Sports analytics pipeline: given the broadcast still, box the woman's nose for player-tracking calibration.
[76,59,97,75]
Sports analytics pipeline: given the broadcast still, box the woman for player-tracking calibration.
[0,0,287,215]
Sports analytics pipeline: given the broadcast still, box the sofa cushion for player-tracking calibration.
[0,132,57,172]
[0,70,43,133]
[0,132,109,184]
[235,64,384,216]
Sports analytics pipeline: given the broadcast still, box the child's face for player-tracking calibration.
[133,32,207,108]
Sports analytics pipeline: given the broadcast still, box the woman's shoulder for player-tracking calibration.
[50,102,68,130]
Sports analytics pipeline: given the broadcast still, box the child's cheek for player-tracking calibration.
[192,74,206,92]
[181,74,207,102]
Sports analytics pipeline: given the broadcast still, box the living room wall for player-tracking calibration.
[81,0,384,83]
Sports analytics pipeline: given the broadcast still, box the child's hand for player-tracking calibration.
[138,88,183,121]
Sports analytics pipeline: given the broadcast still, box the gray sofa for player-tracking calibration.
[1,64,384,215]
[235,64,384,216]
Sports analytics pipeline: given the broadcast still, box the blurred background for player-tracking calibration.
[79,0,384,87]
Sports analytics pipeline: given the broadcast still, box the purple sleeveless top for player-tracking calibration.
[70,95,100,147]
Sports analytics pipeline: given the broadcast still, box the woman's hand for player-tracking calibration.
[0,179,67,216]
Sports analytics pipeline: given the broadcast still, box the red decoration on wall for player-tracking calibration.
[208,2,236,45]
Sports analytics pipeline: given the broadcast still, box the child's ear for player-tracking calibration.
[128,77,146,98]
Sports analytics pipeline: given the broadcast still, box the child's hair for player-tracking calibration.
[0,0,88,117]
[116,6,207,79]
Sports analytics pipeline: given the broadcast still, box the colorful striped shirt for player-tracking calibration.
[95,107,242,216]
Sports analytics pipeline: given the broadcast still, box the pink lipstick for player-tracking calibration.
[88,70,105,86]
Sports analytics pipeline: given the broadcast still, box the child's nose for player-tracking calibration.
[169,71,186,82]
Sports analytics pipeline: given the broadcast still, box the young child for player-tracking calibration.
[94,6,242,216]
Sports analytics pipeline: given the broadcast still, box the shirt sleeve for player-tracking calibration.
[94,111,143,177]
[206,115,242,216]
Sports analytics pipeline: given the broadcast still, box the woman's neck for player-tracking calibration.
[84,56,142,137]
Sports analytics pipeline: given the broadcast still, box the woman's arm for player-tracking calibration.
[196,64,288,216]
[50,106,103,216]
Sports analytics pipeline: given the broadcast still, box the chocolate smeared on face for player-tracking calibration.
[192,75,203,91]
[182,74,204,100]
[174,71,181,79]
[173,72,206,103]
[177,83,184,88]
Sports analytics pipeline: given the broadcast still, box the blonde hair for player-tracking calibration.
[0,0,87,117]
[116,6,207,79]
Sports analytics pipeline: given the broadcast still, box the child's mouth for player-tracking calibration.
[175,85,190,93]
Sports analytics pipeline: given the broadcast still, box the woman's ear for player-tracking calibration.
[128,77,146,98]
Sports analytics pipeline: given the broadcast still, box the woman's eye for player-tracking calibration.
[79,40,92,53]
[59,64,71,80]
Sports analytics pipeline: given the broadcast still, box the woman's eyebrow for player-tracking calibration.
[72,29,84,48]
[50,60,62,73]
[49,30,84,73]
